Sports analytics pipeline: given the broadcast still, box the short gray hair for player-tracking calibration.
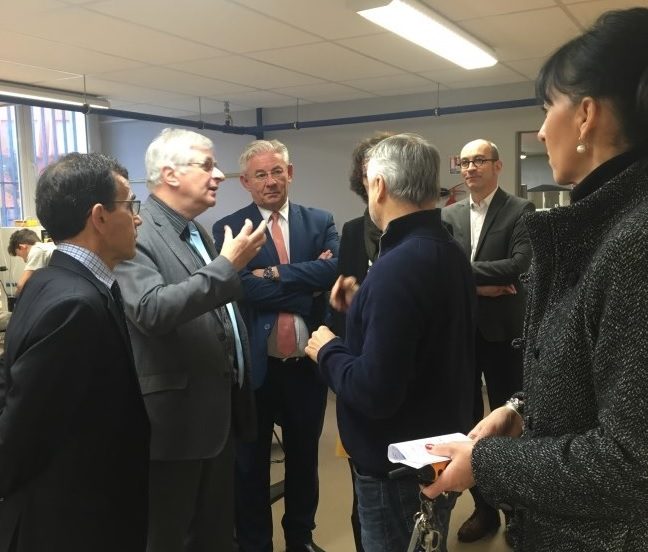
[239,139,290,173]
[145,128,213,189]
[366,133,440,206]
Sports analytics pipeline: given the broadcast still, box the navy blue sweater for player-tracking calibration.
[318,209,476,475]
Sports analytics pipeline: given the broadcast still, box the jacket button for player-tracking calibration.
[519,272,529,284]
[533,347,540,359]
[264,324,271,330]
[511,337,525,350]
[566,271,579,287]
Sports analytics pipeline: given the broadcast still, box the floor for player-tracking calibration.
[270,391,510,551]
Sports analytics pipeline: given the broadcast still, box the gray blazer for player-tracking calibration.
[115,197,255,461]
[442,187,534,342]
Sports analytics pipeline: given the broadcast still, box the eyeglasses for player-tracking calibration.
[183,157,219,174]
[113,199,141,215]
[252,168,286,183]
[460,157,497,169]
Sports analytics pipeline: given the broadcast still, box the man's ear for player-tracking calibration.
[374,175,387,203]
[89,203,108,234]
[161,166,179,188]
[286,163,294,181]
[240,174,252,191]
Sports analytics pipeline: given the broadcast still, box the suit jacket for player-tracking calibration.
[213,201,339,389]
[442,187,534,342]
[114,197,255,461]
[0,251,150,552]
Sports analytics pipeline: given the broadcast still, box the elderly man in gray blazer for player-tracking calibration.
[115,128,266,552]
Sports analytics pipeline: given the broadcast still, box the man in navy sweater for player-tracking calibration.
[307,133,476,552]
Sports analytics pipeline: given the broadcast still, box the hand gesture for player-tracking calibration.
[330,275,359,312]
[469,406,523,442]
[305,325,337,362]
[220,219,267,270]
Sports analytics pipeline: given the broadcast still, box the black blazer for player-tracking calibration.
[0,251,150,552]
[442,188,535,342]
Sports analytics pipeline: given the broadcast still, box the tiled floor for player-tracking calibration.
[271,392,510,551]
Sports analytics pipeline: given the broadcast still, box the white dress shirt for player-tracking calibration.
[469,188,498,261]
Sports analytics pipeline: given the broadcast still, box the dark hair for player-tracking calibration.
[36,152,129,241]
[349,131,395,203]
[8,228,40,256]
[536,7,648,150]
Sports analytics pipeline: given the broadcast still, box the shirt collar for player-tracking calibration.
[470,187,497,210]
[257,200,289,223]
[56,242,115,289]
[149,194,191,236]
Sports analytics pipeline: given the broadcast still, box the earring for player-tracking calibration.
[576,138,587,154]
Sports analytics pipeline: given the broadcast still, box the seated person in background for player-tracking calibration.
[8,228,56,294]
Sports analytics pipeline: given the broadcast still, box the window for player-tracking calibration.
[0,106,22,226]
[32,107,87,174]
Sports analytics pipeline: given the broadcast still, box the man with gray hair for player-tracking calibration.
[115,128,267,552]
[213,139,338,552]
[307,133,476,552]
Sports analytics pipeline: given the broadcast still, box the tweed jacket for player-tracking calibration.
[472,158,648,551]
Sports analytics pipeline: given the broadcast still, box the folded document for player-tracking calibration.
[387,432,471,469]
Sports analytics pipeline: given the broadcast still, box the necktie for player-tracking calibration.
[270,212,297,357]
[111,280,129,332]
[188,222,245,387]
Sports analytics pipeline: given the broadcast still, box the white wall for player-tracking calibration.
[98,82,546,235]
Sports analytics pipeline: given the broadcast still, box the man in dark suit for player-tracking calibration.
[442,139,534,543]
[115,129,266,552]
[213,139,338,552]
[0,152,150,552]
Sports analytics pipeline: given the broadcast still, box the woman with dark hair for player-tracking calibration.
[423,8,648,551]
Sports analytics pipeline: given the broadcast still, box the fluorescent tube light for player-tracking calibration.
[350,0,497,70]
[0,81,110,109]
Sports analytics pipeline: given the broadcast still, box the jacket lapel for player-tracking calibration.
[287,202,306,262]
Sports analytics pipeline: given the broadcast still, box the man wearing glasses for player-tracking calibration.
[442,139,534,545]
[0,153,150,551]
[115,128,267,552]
[213,139,338,552]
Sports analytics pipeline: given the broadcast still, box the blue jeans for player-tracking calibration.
[353,466,458,552]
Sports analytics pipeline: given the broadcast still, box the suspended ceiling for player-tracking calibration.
[0,0,640,118]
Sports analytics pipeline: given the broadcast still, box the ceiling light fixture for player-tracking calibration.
[349,0,497,70]
[519,152,527,159]
[0,81,110,109]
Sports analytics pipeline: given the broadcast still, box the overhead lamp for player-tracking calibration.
[349,0,497,70]
[0,81,110,109]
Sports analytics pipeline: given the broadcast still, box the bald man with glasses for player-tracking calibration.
[441,139,535,545]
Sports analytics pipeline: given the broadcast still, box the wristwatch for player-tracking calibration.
[263,266,276,281]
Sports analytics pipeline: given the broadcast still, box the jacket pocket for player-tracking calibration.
[139,373,188,395]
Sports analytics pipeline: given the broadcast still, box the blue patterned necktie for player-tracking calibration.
[188,221,244,387]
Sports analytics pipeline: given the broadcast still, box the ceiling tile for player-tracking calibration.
[460,7,581,60]
[565,0,644,27]
[89,0,320,53]
[248,43,402,81]
[272,82,376,103]
[6,6,226,65]
[230,0,384,39]
[0,61,79,85]
[419,64,528,88]
[337,33,457,73]
[0,31,145,75]
[168,56,324,89]
[97,67,254,98]
[423,0,556,20]
[505,58,547,80]
[343,74,438,94]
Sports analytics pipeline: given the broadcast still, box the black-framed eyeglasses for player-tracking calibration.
[183,157,218,174]
[252,167,285,183]
[113,200,141,215]
[460,157,497,169]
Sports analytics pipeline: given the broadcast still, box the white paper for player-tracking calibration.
[387,432,471,469]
